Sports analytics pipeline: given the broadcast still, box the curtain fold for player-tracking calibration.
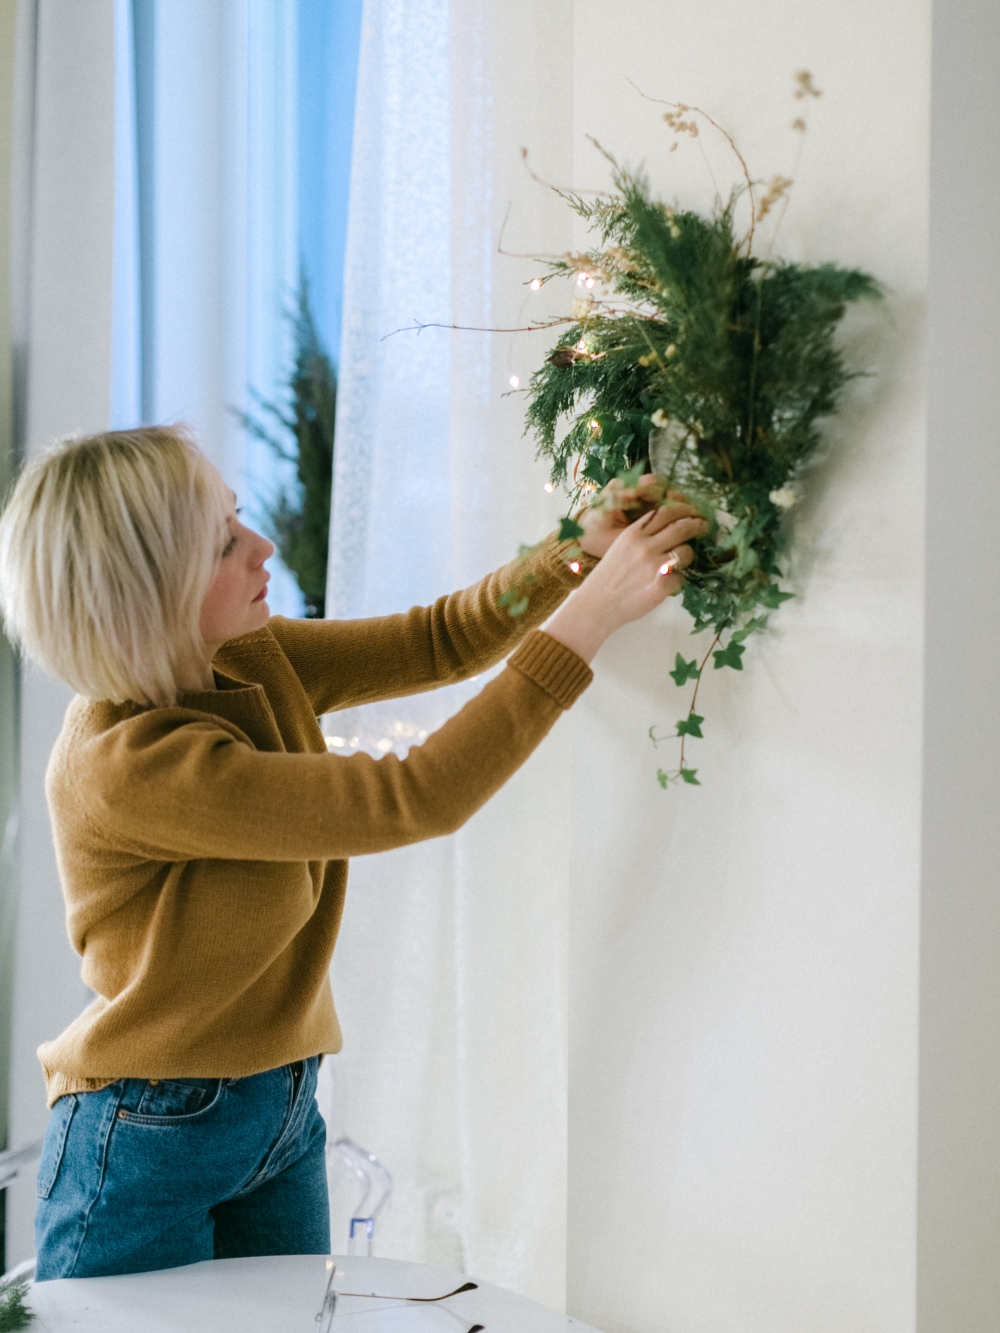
[323,0,576,1305]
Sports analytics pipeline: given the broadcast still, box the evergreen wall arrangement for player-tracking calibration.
[384,75,883,785]
[519,76,881,786]
[239,280,336,619]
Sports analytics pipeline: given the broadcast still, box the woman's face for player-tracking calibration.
[199,491,276,648]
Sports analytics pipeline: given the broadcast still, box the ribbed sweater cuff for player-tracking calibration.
[508,630,593,709]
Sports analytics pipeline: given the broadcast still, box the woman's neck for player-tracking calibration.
[175,648,220,694]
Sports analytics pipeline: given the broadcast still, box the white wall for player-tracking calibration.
[566,4,929,1330]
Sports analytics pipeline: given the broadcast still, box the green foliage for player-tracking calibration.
[0,1277,34,1332]
[499,570,539,619]
[713,640,745,670]
[525,162,881,650]
[669,653,701,686]
[658,765,701,788]
[557,516,585,541]
[237,278,336,618]
[675,712,704,739]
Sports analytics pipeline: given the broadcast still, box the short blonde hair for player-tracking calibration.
[0,426,230,706]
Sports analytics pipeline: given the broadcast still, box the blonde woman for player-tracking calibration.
[0,426,706,1279]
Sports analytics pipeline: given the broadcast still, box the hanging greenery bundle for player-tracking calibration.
[521,78,882,785]
[238,278,336,618]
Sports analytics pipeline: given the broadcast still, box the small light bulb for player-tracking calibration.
[585,276,595,289]
[509,375,520,388]
[568,560,581,573]
[577,272,588,284]
[576,340,587,352]
[658,559,678,576]
[544,482,555,493]
[590,419,600,431]
[530,278,542,291]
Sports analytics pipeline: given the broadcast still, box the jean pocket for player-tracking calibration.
[37,1094,78,1199]
[123,1078,224,1124]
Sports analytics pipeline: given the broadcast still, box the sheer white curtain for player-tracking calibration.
[322,0,577,1306]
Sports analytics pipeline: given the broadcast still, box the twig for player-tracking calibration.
[381,317,575,342]
[520,145,612,198]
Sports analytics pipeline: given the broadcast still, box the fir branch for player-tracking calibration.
[0,1276,34,1333]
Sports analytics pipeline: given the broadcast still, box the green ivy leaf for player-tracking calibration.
[730,615,768,645]
[757,584,794,609]
[617,460,646,489]
[669,653,701,686]
[713,640,745,670]
[657,768,671,789]
[679,767,701,785]
[676,712,704,738]
[558,516,585,541]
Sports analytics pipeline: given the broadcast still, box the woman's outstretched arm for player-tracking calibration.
[260,486,699,715]
[262,530,594,716]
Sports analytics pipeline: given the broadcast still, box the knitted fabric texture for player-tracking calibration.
[40,535,594,1104]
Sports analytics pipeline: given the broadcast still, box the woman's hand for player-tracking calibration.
[546,501,709,664]
[576,474,675,558]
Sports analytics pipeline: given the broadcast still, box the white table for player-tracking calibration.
[26,1254,605,1332]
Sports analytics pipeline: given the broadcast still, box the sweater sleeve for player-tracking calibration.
[70,632,592,864]
[262,531,597,716]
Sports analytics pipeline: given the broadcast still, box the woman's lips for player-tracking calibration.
[252,582,269,603]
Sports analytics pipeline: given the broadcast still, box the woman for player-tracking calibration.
[0,425,706,1279]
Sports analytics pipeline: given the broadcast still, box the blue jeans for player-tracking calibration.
[34,1058,329,1280]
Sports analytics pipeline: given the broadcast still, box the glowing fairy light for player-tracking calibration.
[585,276,595,289]
[543,482,555,493]
[589,419,600,432]
[509,375,520,388]
[568,560,581,573]
[530,278,542,290]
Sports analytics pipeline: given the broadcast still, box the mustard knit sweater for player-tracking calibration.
[39,535,594,1105]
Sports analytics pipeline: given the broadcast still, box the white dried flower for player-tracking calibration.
[769,487,797,509]
[572,293,594,320]
[650,408,668,428]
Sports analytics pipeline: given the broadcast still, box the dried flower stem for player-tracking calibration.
[626,80,757,253]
